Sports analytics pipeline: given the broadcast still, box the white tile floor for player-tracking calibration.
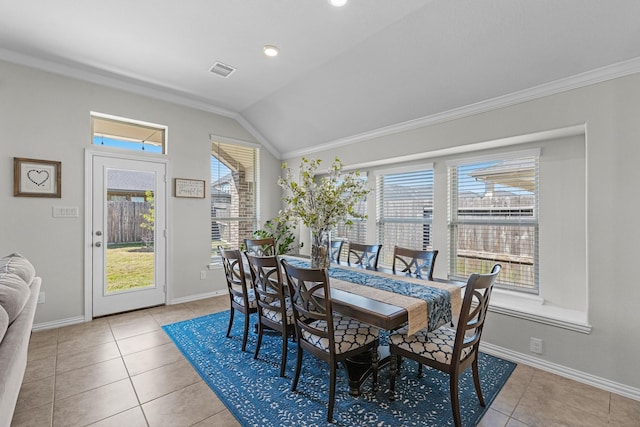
[12,295,640,426]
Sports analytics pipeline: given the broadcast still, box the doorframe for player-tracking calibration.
[84,149,170,321]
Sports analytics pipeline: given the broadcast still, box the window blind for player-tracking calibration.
[332,174,367,261]
[376,167,434,267]
[449,154,538,291]
[210,141,259,263]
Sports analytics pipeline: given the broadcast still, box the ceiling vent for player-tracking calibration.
[209,62,236,78]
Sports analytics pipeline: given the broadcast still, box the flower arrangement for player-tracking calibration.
[277,157,370,267]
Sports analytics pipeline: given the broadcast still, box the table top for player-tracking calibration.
[282,256,462,334]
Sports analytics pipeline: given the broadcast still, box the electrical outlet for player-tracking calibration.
[200,270,207,280]
[530,337,543,354]
[37,291,45,304]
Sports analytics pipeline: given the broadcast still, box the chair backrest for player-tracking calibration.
[244,238,276,256]
[245,253,287,313]
[219,247,251,306]
[281,260,335,357]
[347,243,382,269]
[391,246,439,280]
[453,264,501,364]
[330,240,345,263]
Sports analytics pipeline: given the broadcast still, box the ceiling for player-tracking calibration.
[2,0,640,158]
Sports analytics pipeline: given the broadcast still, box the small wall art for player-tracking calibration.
[174,178,205,198]
[14,157,62,198]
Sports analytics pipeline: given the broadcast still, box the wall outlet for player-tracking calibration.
[200,270,207,280]
[37,291,45,304]
[530,337,543,354]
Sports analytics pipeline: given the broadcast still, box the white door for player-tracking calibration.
[91,154,167,317]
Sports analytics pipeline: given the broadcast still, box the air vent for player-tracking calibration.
[209,61,236,78]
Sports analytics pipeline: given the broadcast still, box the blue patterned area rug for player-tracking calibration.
[163,311,516,427]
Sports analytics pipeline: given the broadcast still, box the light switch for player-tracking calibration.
[53,206,79,218]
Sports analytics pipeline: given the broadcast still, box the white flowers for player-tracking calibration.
[277,157,370,233]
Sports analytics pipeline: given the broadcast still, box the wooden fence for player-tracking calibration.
[107,201,152,244]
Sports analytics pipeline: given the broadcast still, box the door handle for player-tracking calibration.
[95,242,102,247]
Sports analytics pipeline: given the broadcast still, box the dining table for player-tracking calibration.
[281,256,463,396]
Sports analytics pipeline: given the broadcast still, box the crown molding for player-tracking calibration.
[0,48,238,119]
[282,56,640,160]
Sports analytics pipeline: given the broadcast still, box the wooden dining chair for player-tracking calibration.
[391,246,439,280]
[388,264,501,427]
[245,253,295,377]
[330,239,345,263]
[244,237,276,256]
[219,247,257,352]
[347,243,382,269]
[281,260,380,423]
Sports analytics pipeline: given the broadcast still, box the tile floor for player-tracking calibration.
[11,295,640,427]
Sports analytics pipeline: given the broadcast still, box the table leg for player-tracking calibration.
[343,345,390,396]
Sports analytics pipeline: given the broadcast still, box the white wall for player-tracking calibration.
[0,60,282,324]
[283,73,640,393]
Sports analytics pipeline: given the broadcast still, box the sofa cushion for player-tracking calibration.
[0,305,8,344]
[0,273,30,323]
[0,252,36,284]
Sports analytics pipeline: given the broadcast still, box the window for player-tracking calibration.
[331,173,368,260]
[376,166,434,267]
[211,140,259,262]
[448,152,538,292]
[91,113,166,154]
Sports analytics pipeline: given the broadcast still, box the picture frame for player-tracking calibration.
[174,178,205,198]
[14,157,62,198]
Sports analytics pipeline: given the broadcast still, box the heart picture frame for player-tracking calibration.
[14,157,62,198]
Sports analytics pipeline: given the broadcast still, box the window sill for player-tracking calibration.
[488,288,592,334]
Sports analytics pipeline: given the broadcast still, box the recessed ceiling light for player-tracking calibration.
[263,45,279,57]
[329,0,347,7]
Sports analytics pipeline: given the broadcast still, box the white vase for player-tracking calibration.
[310,228,330,269]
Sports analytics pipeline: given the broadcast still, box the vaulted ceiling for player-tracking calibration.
[2,0,640,158]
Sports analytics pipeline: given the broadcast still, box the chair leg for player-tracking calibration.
[291,346,303,392]
[226,307,235,338]
[417,363,424,378]
[279,328,288,377]
[327,361,336,423]
[389,352,398,401]
[241,310,250,352]
[253,321,263,359]
[472,357,486,406]
[370,345,379,391]
[449,371,462,427]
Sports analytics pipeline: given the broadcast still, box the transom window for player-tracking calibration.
[91,113,166,154]
[448,152,538,292]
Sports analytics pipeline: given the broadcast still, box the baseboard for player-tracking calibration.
[170,290,226,305]
[32,315,86,331]
[31,291,226,330]
[480,341,640,401]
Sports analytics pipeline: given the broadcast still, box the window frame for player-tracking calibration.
[209,138,260,267]
[91,112,168,154]
[447,149,540,293]
[375,163,435,268]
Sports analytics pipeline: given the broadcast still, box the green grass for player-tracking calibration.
[106,246,154,293]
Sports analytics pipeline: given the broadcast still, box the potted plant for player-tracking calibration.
[251,216,301,255]
[278,157,370,268]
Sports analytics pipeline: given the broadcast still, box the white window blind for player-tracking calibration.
[448,153,538,292]
[376,166,434,267]
[210,141,259,263]
[332,173,367,261]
